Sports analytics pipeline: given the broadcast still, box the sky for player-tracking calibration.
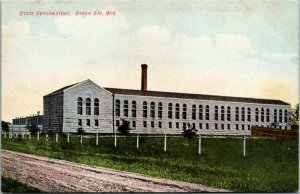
[2,0,299,122]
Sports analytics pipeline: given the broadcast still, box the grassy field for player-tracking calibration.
[1,134,298,192]
[1,175,41,193]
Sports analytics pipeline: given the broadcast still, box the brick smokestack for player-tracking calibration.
[141,64,148,91]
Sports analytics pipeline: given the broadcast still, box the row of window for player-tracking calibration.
[77,97,99,115]
[114,100,289,123]
[78,119,99,127]
[76,98,289,124]
[115,120,288,130]
[77,118,288,130]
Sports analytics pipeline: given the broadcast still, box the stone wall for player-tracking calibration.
[113,94,291,135]
[43,93,64,132]
[62,80,113,133]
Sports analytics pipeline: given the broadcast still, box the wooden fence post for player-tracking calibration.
[56,133,58,143]
[46,134,48,142]
[114,133,117,147]
[164,134,167,152]
[80,135,83,145]
[37,132,39,141]
[67,133,70,143]
[243,136,246,157]
[136,134,139,149]
[96,133,98,146]
[198,135,201,155]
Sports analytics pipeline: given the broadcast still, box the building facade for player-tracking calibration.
[42,65,291,135]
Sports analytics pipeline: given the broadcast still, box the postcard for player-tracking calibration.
[1,0,299,193]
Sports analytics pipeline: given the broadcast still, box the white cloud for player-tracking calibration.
[137,25,172,43]
[215,33,252,53]
[262,52,298,64]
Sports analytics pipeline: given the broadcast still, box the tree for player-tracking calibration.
[1,121,10,132]
[181,123,198,154]
[26,124,39,133]
[117,119,132,135]
[291,103,299,126]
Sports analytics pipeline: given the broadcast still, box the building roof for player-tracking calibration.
[44,83,77,97]
[104,87,289,105]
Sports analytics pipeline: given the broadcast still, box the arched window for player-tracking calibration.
[86,98,91,115]
[150,102,155,118]
[115,100,120,117]
[274,109,277,122]
[266,109,270,122]
[143,101,147,118]
[199,105,203,120]
[192,104,196,120]
[255,108,259,122]
[247,108,251,122]
[214,106,218,120]
[132,101,136,117]
[168,103,172,119]
[221,106,225,121]
[261,108,264,122]
[158,102,162,118]
[123,100,128,117]
[175,103,180,119]
[94,98,99,116]
[77,97,83,115]
[241,107,245,121]
[284,110,288,123]
[205,105,209,120]
[235,107,239,121]
[279,109,282,123]
[183,104,187,119]
[227,106,231,121]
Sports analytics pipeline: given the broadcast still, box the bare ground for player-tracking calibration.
[2,149,229,192]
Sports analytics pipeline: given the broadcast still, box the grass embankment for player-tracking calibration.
[2,134,298,192]
[1,175,41,193]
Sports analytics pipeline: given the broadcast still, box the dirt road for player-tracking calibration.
[2,150,229,192]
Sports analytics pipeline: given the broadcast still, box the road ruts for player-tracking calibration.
[2,149,230,192]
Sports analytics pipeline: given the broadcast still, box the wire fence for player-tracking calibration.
[2,131,249,157]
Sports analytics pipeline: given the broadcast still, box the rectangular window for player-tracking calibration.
[169,122,172,128]
[206,123,209,129]
[221,124,224,130]
[242,125,244,130]
[116,120,120,127]
[248,125,251,130]
[176,122,179,129]
[199,123,202,129]
[227,124,230,130]
[192,123,195,129]
[158,121,162,128]
[236,124,239,130]
[183,122,186,129]
[132,121,136,128]
[151,121,154,128]
[87,119,90,126]
[143,121,147,128]
[95,119,99,126]
[78,119,82,126]
[215,124,218,129]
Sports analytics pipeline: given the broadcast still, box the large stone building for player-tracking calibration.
[41,64,291,135]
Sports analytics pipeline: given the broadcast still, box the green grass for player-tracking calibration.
[2,134,298,192]
[1,175,41,193]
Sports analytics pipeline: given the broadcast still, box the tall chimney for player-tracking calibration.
[141,64,148,91]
